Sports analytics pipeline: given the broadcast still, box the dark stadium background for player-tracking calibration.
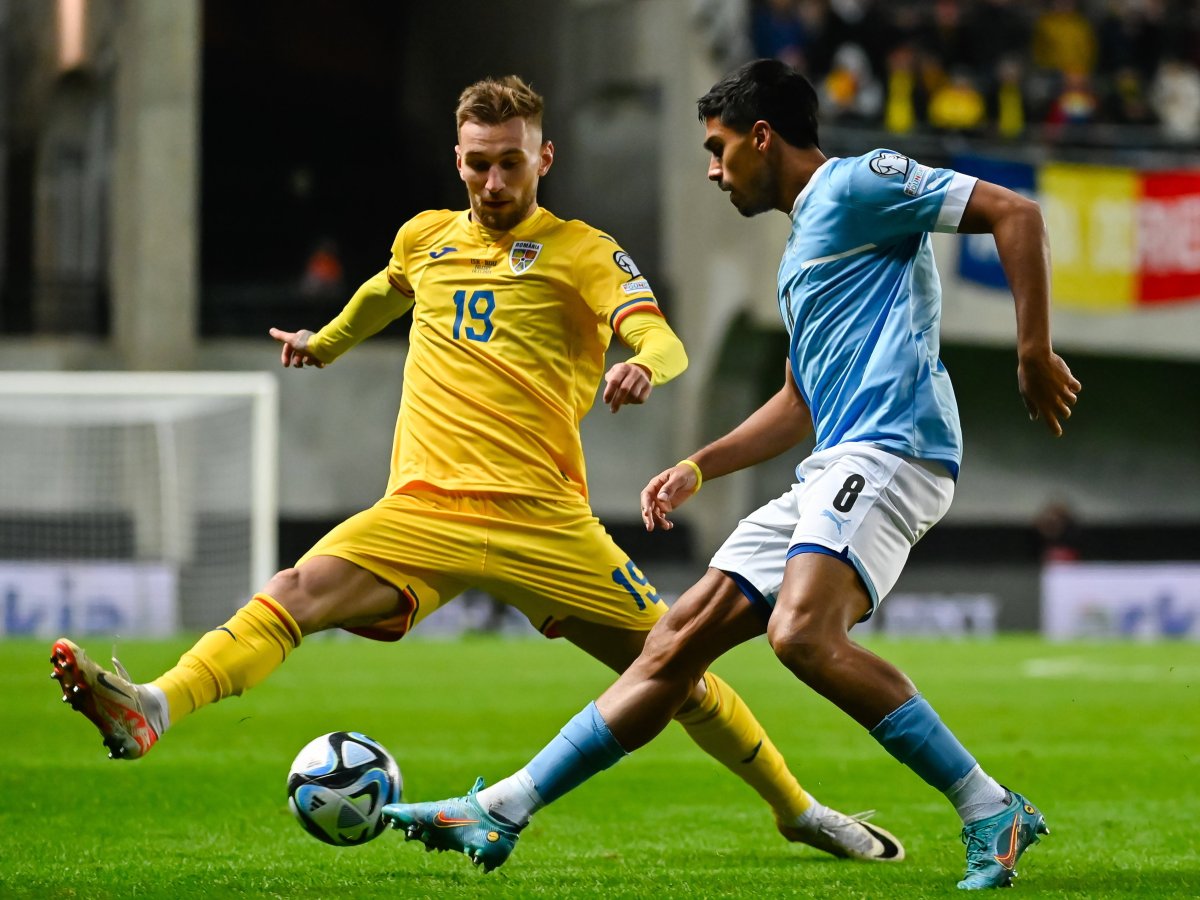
[2,0,1197,635]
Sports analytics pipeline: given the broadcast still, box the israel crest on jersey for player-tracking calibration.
[509,241,542,274]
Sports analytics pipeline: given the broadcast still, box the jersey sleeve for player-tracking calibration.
[386,222,416,298]
[573,231,663,331]
[306,221,420,363]
[305,268,415,363]
[616,311,688,386]
[840,150,978,239]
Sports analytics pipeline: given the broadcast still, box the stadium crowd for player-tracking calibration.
[750,0,1200,143]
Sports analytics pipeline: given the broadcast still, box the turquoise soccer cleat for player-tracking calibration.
[958,790,1049,889]
[382,777,521,872]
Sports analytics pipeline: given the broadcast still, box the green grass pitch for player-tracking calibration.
[2,634,1197,898]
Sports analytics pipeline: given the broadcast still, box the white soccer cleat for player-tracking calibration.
[50,638,159,760]
[778,807,905,862]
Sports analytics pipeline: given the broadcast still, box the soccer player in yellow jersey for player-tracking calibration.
[49,75,902,864]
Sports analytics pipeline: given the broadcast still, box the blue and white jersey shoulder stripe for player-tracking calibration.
[778,150,977,478]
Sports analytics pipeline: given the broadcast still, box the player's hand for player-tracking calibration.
[269,327,326,369]
[602,362,652,413]
[1017,350,1080,437]
[640,464,699,532]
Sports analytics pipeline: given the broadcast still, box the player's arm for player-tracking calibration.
[641,361,812,531]
[602,311,689,413]
[957,180,1081,436]
[269,269,415,369]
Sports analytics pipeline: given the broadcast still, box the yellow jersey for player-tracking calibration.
[307,206,685,501]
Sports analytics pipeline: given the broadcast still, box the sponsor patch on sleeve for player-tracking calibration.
[903,164,932,197]
[621,277,652,295]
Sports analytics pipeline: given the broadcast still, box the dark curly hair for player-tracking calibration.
[698,58,820,150]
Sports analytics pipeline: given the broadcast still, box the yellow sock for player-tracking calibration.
[674,672,812,822]
[152,593,302,728]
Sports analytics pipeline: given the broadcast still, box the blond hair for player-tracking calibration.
[455,75,544,131]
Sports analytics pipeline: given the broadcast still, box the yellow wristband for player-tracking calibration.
[676,458,703,493]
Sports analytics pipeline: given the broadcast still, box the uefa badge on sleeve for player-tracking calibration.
[509,241,542,274]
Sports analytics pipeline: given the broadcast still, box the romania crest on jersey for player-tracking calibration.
[509,241,542,274]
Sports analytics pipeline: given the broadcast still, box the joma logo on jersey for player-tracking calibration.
[509,241,542,274]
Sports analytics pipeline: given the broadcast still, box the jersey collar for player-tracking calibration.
[467,206,547,245]
[790,157,839,222]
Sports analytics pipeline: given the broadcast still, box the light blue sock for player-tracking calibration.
[525,702,627,805]
[869,694,976,791]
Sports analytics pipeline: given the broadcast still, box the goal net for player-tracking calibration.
[0,372,277,636]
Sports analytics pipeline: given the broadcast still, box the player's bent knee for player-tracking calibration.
[264,567,303,606]
[640,618,685,664]
[263,567,319,627]
[636,620,707,684]
[766,617,840,680]
[263,565,349,633]
[766,626,811,673]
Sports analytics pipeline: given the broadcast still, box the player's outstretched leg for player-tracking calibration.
[778,806,905,862]
[957,790,1048,890]
[49,638,165,760]
[382,777,521,873]
[673,670,903,861]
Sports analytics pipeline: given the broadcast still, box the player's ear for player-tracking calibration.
[538,140,554,176]
[752,121,771,153]
[455,145,466,181]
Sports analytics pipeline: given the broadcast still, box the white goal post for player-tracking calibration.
[0,372,278,636]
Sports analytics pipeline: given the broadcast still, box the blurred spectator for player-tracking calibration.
[300,238,345,299]
[990,56,1028,139]
[1046,69,1102,129]
[820,42,883,122]
[1032,0,1098,78]
[751,0,809,70]
[867,7,912,81]
[964,0,1031,78]
[927,69,987,133]
[740,0,1197,146]
[1150,56,1200,142]
[883,42,923,134]
[795,0,855,79]
[1105,66,1158,127]
[1035,501,1082,563]
[1179,3,1200,70]
[1098,0,1166,83]
[917,0,974,79]
[1046,68,1099,146]
[964,0,1032,136]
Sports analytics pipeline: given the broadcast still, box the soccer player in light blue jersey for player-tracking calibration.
[383,60,1081,889]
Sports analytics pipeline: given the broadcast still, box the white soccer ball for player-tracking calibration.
[286,731,402,846]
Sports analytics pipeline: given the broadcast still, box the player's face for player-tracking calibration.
[702,117,775,218]
[456,117,553,232]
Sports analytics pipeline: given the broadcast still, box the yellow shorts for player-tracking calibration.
[296,490,668,641]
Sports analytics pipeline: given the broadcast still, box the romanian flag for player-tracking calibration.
[955,157,1200,311]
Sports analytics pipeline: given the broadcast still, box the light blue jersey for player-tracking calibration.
[779,150,977,478]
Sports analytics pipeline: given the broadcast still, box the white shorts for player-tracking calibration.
[709,443,955,621]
